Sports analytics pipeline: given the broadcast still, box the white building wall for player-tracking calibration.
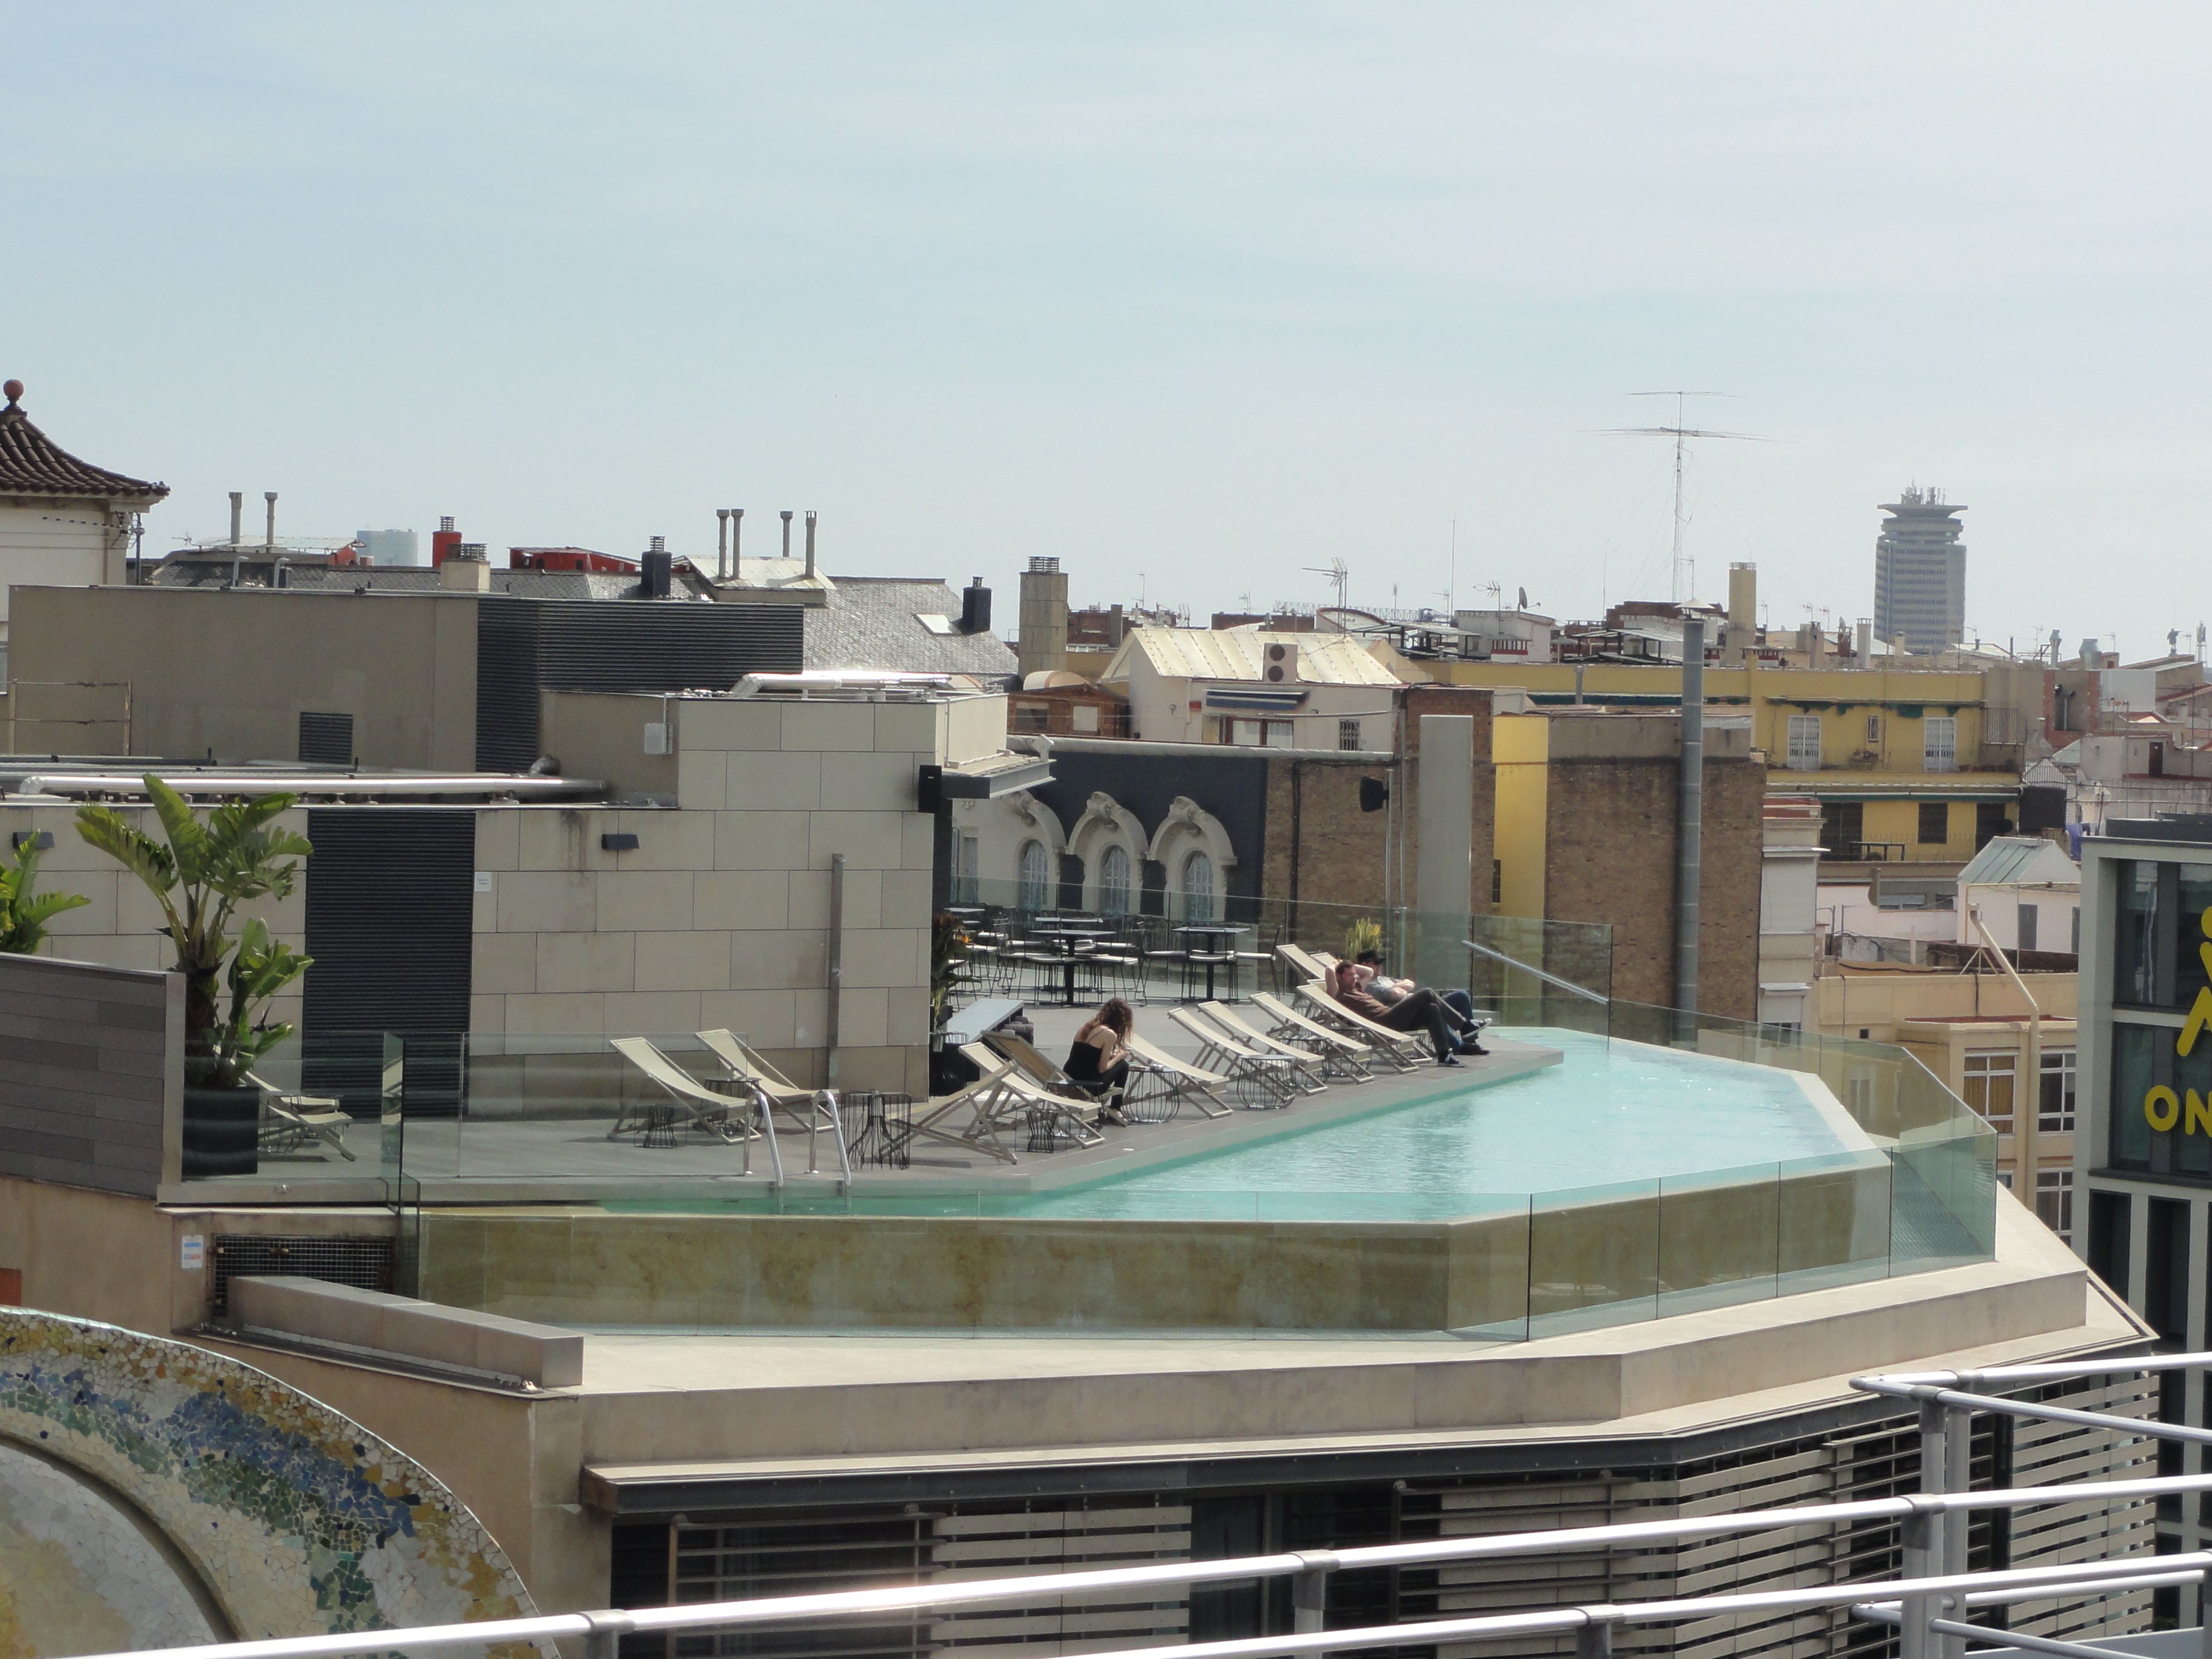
[0,504,117,639]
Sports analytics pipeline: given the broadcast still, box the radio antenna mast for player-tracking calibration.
[1601,392,1771,603]
[1304,559,1350,609]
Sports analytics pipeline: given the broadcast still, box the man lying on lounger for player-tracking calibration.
[1346,952,1490,1058]
[1325,957,1476,1066]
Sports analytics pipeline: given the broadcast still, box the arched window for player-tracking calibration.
[1180,851,1215,922]
[1018,839,1053,912]
[1098,844,1133,914]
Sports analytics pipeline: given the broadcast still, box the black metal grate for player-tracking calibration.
[210,1232,394,1316]
[298,710,355,765]
[303,808,474,1117]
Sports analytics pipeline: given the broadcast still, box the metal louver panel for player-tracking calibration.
[303,808,475,1117]
[298,710,355,765]
[475,598,803,773]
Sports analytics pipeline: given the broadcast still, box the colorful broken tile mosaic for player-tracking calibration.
[0,1307,548,1659]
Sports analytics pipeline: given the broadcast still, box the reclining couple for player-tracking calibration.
[1327,952,1487,1066]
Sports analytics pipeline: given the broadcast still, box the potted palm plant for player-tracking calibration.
[0,837,89,954]
[77,778,314,1177]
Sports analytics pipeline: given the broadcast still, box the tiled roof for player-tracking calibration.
[1103,627,1406,686]
[807,577,1019,679]
[0,383,167,503]
[1956,835,2079,887]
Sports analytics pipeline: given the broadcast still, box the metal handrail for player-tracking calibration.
[68,1474,2212,1659]
[1461,937,1608,1003]
[76,1553,2208,1659]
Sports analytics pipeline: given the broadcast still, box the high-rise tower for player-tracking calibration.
[1873,486,1966,655]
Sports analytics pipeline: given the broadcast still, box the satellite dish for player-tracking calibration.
[1517,587,1529,611]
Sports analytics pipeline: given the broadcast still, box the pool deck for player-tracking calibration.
[173,1005,1564,1205]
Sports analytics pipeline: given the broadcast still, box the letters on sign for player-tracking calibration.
[2142,907,2212,1134]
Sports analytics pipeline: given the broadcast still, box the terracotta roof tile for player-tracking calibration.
[0,382,167,503]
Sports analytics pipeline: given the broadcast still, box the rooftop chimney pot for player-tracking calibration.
[228,491,244,546]
[263,491,277,552]
[804,510,817,580]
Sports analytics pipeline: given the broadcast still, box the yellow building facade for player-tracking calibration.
[1415,658,2023,860]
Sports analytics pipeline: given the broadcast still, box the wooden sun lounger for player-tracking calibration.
[1121,1033,1235,1119]
[1198,1001,1336,1093]
[610,1038,776,1172]
[1293,984,1429,1071]
[1250,991,1376,1082]
[908,1056,1024,1165]
[958,1044,1103,1149]
[248,1073,357,1162]
[984,1030,1095,1099]
[1167,1007,1303,1105]
[695,1028,852,1182]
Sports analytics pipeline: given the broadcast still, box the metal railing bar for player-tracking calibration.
[71,1550,2205,1659]
[1856,1570,2205,1612]
[1929,1615,2156,1659]
[1865,1352,2212,1388]
[1461,937,1609,1004]
[990,1556,2212,1659]
[1858,1380,2212,1448]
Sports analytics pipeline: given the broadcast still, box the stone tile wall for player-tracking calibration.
[0,954,182,1195]
[469,693,943,1094]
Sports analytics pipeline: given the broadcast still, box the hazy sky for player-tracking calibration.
[8,4,2210,657]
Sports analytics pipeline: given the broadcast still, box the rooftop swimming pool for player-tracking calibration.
[1008,1029,1869,1222]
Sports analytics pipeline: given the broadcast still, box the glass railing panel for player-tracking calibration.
[1527,1176,1661,1336]
[1775,1148,1894,1295]
[1655,1162,1781,1316]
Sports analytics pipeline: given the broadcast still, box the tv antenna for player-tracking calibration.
[1304,559,1350,609]
[1601,392,1772,603]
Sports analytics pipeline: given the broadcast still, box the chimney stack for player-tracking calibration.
[1016,556,1071,682]
[263,492,278,551]
[228,491,244,546]
[716,509,729,581]
[441,542,491,592]
[1855,618,1874,667]
[804,510,817,580]
[432,516,461,567]
[780,510,794,561]
[731,508,743,572]
[642,535,672,600]
[960,576,992,635]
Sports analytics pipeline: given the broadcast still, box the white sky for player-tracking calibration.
[7,3,2209,657]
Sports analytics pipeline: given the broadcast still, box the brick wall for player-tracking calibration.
[1540,756,1764,1019]
[1257,686,1497,921]
[0,954,181,1196]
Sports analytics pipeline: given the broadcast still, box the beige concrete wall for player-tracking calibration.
[7,585,478,768]
[474,694,941,1094]
[539,690,677,802]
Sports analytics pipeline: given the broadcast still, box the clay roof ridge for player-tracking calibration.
[0,380,168,502]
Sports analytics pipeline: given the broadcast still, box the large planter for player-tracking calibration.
[181,1081,259,1178]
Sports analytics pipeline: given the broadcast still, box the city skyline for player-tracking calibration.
[7,3,2208,658]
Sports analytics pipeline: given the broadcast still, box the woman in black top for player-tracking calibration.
[1065,997,1135,1118]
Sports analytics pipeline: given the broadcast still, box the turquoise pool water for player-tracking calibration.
[1010,1029,1859,1221]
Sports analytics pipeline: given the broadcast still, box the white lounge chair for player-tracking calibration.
[908,1056,1025,1165]
[249,1073,356,1162]
[1276,941,1332,984]
[1121,1033,1235,1121]
[695,1028,853,1182]
[1167,1007,1304,1105]
[1294,983,1427,1071]
[958,1043,1104,1149]
[1251,991,1376,1082]
[610,1038,774,1171]
[1199,1002,1336,1093]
